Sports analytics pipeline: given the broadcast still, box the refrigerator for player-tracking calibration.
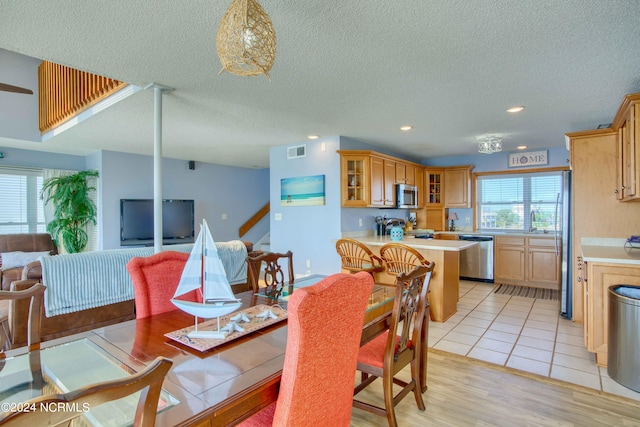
[559,170,572,319]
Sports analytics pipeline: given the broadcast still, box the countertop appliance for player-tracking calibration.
[383,218,406,234]
[396,184,419,209]
[458,235,494,282]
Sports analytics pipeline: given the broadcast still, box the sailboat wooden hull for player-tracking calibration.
[170,299,242,319]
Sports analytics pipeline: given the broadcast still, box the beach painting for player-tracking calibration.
[280,175,325,206]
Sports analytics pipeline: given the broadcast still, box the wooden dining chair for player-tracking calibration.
[0,356,173,427]
[237,272,374,427]
[245,250,294,295]
[127,251,201,319]
[379,242,435,388]
[0,282,46,353]
[335,238,385,276]
[353,263,434,427]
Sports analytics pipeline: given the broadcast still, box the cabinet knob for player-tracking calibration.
[577,277,582,282]
[621,186,626,190]
[614,189,619,193]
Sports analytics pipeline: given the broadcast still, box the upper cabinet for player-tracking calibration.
[612,93,640,202]
[396,162,416,185]
[338,150,421,208]
[444,166,473,208]
[340,152,370,207]
[425,168,444,207]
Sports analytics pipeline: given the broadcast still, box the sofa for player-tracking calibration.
[4,239,254,349]
[0,233,58,291]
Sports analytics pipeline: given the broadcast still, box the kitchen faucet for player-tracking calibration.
[529,210,537,232]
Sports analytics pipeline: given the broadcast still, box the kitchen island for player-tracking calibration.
[349,235,477,322]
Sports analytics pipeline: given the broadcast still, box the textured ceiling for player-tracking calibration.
[1,0,639,168]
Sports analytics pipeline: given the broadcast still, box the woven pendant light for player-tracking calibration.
[216,0,276,79]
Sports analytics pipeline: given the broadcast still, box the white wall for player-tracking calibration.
[0,49,40,142]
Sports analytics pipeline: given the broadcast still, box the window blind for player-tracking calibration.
[0,166,45,234]
[476,171,563,232]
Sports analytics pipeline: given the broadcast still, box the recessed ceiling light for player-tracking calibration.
[307,135,319,140]
[400,125,413,132]
[507,106,525,113]
[517,145,527,150]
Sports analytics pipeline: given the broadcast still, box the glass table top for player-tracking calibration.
[255,274,396,312]
[0,338,179,426]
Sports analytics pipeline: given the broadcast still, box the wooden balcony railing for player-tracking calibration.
[38,61,127,133]
[239,203,270,238]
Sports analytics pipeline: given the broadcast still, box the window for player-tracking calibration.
[0,167,45,234]
[476,170,563,232]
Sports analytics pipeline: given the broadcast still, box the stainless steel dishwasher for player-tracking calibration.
[458,235,494,282]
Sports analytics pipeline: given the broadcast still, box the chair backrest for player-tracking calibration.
[245,251,294,294]
[387,263,434,368]
[273,272,374,427]
[379,243,430,275]
[0,283,45,354]
[126,251,200,319]
[0,356,173,427]
[335,238,384,274]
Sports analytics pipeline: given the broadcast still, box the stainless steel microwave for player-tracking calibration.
[396,184,419,208]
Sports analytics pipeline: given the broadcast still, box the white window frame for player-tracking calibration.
[475,168,565,233]
[0,166,45,234]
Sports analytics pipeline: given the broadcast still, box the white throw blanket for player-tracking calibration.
[40,241,248,317]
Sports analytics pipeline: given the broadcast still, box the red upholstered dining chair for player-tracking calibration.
[245,251,294,295]
[126,251,200,319]
[237,272,375,427]
[335,238,385,276]
[353,263,434,427]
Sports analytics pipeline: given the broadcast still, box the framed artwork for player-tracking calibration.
[280,175,325,206]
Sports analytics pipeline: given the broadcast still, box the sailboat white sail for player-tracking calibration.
[171,219,242,338]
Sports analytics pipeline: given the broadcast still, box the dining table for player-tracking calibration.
[0,273,428,426]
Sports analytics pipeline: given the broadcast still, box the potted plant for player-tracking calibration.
[41,170,99,253]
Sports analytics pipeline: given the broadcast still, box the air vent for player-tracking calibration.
[287,144,306,159]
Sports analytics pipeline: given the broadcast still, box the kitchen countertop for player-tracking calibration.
[352,235,477,252]
[581,238,640,265]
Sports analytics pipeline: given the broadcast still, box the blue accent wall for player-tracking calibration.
[269,137,342,276]
[0,147,270,250]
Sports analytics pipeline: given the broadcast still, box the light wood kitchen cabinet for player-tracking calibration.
[340,153,370,207]
[566,127,640,323]
[527,237,561,287]
[396,162,416,185]
[612,92,640,201]
[584,262,640,366]
[425,168,444,206]
[444,166,473,208]
[494,236,526,283]
[371,157,396,207]
[425,207,446,231]
[494,235,560,290]
[338,150,422,208]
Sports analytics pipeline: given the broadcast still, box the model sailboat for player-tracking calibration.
[171,219,242,339]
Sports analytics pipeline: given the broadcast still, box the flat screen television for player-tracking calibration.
[120,199,195,246]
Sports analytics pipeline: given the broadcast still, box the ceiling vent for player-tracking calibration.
[287,144,306,159]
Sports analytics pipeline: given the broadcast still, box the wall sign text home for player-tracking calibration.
[508,150,548,168]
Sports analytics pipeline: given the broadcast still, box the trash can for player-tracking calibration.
[608,284,640,392]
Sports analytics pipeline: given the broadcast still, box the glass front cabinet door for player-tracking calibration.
[340,154,370,207]
[425,168,444,206]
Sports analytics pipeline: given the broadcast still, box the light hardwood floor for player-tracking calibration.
[350,280,640,426]
[350,349,640,426]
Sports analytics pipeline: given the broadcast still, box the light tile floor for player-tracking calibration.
[429,280,640,401]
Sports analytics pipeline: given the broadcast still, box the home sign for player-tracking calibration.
[508,150,548,168]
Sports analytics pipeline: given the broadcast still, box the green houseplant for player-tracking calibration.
[41,170,99,253]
